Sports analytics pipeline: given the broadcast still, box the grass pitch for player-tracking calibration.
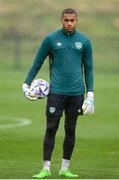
[0,0,119,179]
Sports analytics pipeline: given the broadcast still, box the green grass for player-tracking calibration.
[0,0,119,179]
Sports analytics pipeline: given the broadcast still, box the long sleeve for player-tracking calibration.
[24,36,50,85]
[83,39,94,92]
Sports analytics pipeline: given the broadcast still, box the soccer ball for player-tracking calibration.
[30,79,50,99]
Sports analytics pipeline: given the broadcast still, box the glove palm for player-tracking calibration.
[82,92,94,115]
[22,83,37,101]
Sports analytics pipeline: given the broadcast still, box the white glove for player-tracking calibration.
[82,91,94,115]
[22,83,37,101]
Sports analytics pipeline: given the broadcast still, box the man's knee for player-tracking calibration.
[64,123,76,139]
[65,114,78,131]
[46,115,61,137]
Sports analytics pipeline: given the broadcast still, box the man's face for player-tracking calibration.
[61,13,77,32]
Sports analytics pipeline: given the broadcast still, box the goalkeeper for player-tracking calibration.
[23,8,94,179]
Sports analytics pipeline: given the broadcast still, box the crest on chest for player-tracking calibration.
[75,42,83,49]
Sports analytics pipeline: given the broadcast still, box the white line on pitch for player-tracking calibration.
[0,116,32,129]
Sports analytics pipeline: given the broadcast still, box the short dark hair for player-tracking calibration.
[61,8,78,17]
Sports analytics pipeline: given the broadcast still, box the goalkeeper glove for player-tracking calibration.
[82,91,94,115]
[22,83,37,101]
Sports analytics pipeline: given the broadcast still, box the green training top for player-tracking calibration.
[24,28,94,95]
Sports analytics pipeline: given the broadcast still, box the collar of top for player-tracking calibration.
[62,28,76,35]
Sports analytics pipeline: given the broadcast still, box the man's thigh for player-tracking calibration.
[46,93,67,116]
[65,95,84,116]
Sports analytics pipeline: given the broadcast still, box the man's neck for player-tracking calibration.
[62,28,76,35]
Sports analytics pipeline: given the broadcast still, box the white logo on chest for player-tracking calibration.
[56,42,62,46]
[75,42,82,49]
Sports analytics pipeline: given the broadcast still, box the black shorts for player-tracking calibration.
[46,93,84,117]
